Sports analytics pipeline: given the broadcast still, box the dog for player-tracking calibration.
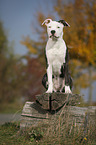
[42,19,72,93]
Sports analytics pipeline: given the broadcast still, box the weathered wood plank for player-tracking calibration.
[20,93,96,129]
[20,101,96,128]
[36,93,81,110]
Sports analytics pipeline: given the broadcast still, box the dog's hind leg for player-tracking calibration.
[61,63,72,93]
[42,73,48,90]
[65,65,72,94]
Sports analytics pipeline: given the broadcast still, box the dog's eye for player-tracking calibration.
[57,26,60,28]
[49,26,51,28]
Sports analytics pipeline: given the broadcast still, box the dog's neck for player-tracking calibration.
[46,36,65,51]
[48,35,63,42]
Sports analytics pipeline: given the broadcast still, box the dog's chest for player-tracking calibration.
[47,48,63,64]
[46,39,66,65]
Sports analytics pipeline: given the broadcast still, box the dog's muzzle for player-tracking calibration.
[50,30,59,39]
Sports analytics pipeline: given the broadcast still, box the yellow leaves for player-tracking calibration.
[20,36,38,54]
[27,46,37,54]
[84,137,87,141]
[69,37,95,66]
[21,41,37,54]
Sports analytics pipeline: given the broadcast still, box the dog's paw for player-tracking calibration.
[46,87,53,93]
[65,86,72,94]
[46,90,53,93]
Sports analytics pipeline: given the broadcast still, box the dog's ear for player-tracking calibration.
[42,19,52,26]
[58,20,70,27]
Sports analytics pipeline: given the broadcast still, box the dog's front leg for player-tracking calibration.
[46,65,53,93]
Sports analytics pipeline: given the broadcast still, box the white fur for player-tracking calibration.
[65,86,72,93]
[42,19,71,93]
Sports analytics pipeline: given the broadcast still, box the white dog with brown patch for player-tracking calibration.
[42,19,72,93]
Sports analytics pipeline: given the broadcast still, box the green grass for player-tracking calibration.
[0,117,96,145]
[0,122,32,145]
[0,122,44,145]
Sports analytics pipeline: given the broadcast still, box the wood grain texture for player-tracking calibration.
[20,93,96,128]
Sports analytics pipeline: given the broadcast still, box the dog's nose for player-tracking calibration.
[51,30,55,35]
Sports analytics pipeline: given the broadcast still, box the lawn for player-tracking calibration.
[0,116,96,145]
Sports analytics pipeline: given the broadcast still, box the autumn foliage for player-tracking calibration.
[0,0,96,105]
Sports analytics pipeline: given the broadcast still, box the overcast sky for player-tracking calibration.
[0,0,57,55]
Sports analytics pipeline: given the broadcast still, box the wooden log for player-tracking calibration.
[20,93,96,129]
[20,102,49,128]
[36,93,81,110]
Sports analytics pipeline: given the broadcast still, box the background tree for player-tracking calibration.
[0,21,30,110]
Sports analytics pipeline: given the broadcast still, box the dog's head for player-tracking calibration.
[42,19,70,40]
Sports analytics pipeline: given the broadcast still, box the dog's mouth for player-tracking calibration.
[50,35,59,39]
